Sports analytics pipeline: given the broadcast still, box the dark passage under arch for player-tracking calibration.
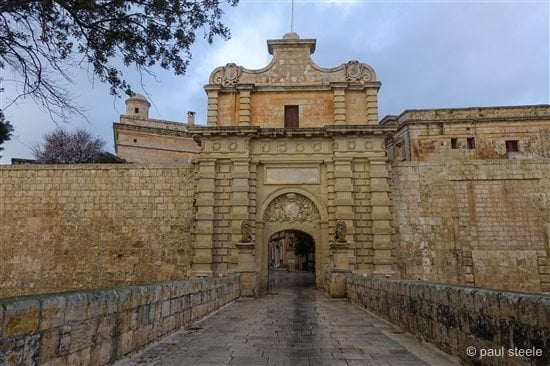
[268,230,315,290]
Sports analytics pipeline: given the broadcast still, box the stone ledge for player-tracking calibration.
[346,273,550,366]
[0,275,240,365]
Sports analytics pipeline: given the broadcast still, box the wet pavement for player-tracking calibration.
[115,271,459,366]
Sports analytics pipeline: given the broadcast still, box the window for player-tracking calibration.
[284,105,299,128]
[394,144,402,161]
[451,138,458,149]
[505,140,519,153]
[467,137,475,149]
[134,108,140,114]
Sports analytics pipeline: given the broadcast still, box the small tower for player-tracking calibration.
[125,93,150,119]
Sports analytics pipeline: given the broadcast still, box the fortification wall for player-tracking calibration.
[0,164,195,298]
[0,275,239,365]
[346,274,549,366]
[390,160,550,293]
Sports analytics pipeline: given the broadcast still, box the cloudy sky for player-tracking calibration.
[1,0,548,163]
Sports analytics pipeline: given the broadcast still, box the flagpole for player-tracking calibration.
[291,0,294,33]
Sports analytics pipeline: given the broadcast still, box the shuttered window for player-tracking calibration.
[284,105,299,128]
[505,140,519,152]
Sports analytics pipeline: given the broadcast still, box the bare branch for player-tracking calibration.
[1,0,238,122]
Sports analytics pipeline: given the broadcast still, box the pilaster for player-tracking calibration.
[237,85,253,126]
[205,87,220,126]
[332,84,347,125]
[191,159,216,277]
[366,87,379,125]
[231,160,251,244]
[368,156,394,277]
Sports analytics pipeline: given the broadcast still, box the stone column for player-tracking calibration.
[369,150,394,277]
[190,159,216,277]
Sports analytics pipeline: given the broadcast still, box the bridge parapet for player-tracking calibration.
[0,275,239,365]
[347,273,549,365]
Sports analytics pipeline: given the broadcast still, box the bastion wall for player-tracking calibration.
[0,164,195,298]
[391,160,550,293]
[1,159,550,298]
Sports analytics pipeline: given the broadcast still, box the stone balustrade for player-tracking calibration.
[0,275,239,365]
[346,273,549,365]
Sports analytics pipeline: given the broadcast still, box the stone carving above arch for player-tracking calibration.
[345,60,374,84]
[263,193,320,223]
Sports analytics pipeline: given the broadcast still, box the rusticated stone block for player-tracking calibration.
[40,296,66,330]
[37,328,62,363]
[64,294,89,323]
[2,299,40,336]
[537,297,550,329]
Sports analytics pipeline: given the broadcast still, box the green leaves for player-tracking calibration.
[0,110,15,158]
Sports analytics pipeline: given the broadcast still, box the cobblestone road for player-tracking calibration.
[115,271,459,366]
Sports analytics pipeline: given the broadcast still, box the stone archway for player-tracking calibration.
[256,190,329,292]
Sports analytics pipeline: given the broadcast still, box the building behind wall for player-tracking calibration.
[383,105,550,161]
[114,93,201,163]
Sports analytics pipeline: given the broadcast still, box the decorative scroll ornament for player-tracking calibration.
[345,60,373,84]
[214,63,241,87]
[264,193,320,223]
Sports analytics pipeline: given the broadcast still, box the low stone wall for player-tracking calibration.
[0,275,240,365]
[346,273,550,365]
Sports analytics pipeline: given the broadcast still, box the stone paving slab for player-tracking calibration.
[114,271,459,366]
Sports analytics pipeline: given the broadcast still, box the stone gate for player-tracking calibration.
[186,33,395,296]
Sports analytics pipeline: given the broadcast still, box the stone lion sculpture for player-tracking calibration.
[335,220,347,243]
[240,220,252,242]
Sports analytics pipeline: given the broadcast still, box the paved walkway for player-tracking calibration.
[115,271,459,366]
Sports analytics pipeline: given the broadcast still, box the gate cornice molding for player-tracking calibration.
[258,188,328,225]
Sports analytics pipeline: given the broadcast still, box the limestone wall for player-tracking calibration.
[249,91,335,127]
[0,275,240,365]
[391,160,550,293]
[0,164,195,298]
[346,274,549,366]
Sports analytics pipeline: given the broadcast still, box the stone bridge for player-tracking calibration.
[1,271,548,365]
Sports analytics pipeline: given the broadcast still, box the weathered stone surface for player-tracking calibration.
[384,105,550,161]
[0,164,195,298]
[0,276,239,366]
[391,160,550,293]
[347,273,550,366]
[1,299,40,336]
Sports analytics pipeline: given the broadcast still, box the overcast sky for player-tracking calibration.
[1,0,548,163]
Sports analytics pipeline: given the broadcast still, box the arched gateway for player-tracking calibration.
[186,32,396,297]
[257,190,329,291]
